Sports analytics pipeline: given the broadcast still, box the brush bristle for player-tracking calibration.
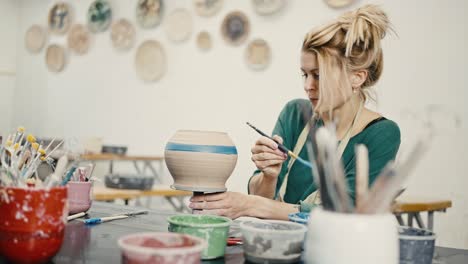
[39,149,46,155]
[27,134,36,143]
[6,140,13,147]
[17,126,25,133]
[32,143,39,150]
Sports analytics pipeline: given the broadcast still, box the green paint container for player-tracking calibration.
[167,214,231,260]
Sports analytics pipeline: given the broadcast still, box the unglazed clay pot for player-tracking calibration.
[165,130,238,192]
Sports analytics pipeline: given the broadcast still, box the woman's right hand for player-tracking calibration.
[250,135,288,179]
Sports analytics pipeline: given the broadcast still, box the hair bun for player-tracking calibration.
[338,4,391,57]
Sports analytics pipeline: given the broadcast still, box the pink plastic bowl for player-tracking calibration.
[118,232,206,264]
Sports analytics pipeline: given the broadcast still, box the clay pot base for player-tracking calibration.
[246,255,301,264]
[171,184,227,193]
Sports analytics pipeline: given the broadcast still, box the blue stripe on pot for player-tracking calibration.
[165,142,238,155]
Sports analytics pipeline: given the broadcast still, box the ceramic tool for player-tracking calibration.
[246,122,313,169]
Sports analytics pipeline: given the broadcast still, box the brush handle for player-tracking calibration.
[67,212,86,221]
[355,145,369,211]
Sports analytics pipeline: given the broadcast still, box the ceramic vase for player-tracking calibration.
[165,130,237,192]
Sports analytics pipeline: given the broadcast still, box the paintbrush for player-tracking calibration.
[316,127,352,213]
[355,144,369,211]
[246,122,313,169]
[84,210,148,225]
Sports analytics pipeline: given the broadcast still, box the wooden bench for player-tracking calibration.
[93,185,192,212]
[392,197,452,231]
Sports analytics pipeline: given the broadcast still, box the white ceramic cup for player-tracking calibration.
[304,208,399,264]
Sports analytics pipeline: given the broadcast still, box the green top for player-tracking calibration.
[249,98,401,206]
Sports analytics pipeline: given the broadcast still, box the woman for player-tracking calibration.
[190,4,401,220]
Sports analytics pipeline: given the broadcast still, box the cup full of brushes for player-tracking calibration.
[0,127,70,263]
[67,164,95,215]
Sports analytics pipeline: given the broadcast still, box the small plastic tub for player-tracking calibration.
[399,226,436,264]
[288,212,310,225]
[167,214,231,260]
[118,232,206,264]
[240,220,307,264]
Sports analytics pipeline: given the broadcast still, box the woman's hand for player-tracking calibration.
[189,192,253,219]
[251,135,287,179]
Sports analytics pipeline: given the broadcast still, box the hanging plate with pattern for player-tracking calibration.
[245,38,271,71]
[45,44,66,73]
[196,31,212,51]
[165,9,193,43]
[25,25,46,53]
[136,0,163,29]
[324,0,354,9]
[87,0,112,33]
[221,11,250,46]
[111,19,135,51]
[193,0,223,17]
[251,0,285,16]
[67,24,91,55]
[135,40,167,82]
[48,2,72,35]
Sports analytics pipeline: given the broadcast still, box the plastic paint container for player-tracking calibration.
[399,226,436,264]
[0,186,68,264]
[118,232,206,264]
[240,220,307,264]
[167,214,231,259]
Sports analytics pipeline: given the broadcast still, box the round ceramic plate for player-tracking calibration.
[48,2,72,35]
[111,18,135,51]
[136,0,163,29]
[25,25,46,53]
[135,40,166,82]
[221,11,250,46]
[251,0,285,16]
[165,8,193,42]
[87,0,112,33]
[324,0,354,8]
[193,0,223,17]
[196,31,212,51]
[67,24,91,55]
[245,38,271,71]
[45,44,66,73]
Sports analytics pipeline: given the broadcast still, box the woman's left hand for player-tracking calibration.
[189,192,253,219]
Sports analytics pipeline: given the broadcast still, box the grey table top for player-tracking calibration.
[1,202,467,264]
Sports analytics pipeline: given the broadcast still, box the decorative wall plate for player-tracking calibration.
[67,24,90,55]
[25,25,46,53]
[87,0,112,33]
[111,19,135,51]
[165,9,193,43]
[324,0,354,9]
[251,0,285,16]
[45,44,66,73]
[245,38,271,71]
[221,11,250,46]
[193,0,223,17]
[196,31,212,51]
[136,0,163,29]
[135,40,166,82]
[48,2,72,35]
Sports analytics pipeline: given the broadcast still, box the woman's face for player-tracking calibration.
[300,51,320,107]
[301,51,353,113]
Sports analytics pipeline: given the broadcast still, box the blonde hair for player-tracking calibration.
[302,4,393,114]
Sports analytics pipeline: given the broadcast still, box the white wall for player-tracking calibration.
[8,0,468,249]
[0,0,18,135]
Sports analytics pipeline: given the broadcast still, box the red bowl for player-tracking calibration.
[0,186,68,264]
[118,232,206,264]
